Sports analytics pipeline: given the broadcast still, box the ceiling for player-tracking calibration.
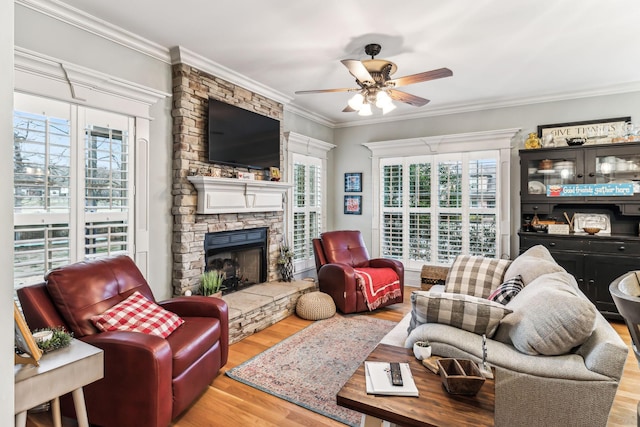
[57,0,640,126]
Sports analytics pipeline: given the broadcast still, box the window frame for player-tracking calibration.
[285,132,335,274]
[13,48,169,281]
[13,94,136,288]
[365,129,519,267]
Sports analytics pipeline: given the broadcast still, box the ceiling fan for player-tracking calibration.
[295,43,453,116]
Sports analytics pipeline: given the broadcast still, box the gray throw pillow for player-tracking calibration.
[444,255,512,298]
[408,290,512,337]
[494,271,597,355]
[503,245,565,286]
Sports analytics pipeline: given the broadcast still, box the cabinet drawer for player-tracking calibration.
[521,203,552,214]
[621,204,640,216]
[520,235,586,252]
[588,240,640,255]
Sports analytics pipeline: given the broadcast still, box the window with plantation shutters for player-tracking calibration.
[13,93,134,289]
[380,151,501,268]
[292,154,322,270]
[84,125,131,258]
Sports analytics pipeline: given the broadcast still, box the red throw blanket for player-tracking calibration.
[354,267,402,311]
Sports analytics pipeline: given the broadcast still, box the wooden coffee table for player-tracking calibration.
[337,343,494,427]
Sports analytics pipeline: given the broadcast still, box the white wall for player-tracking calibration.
[332,92,640,258]
[2,1,14,424]
[14,4,174,299]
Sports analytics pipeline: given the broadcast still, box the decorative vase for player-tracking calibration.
[279,259,293,282]
[413,341,432,360]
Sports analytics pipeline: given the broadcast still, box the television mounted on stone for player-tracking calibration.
[207,98,280,169]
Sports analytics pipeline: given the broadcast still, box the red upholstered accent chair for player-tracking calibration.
[312,230,404,314]
[17,255,228,427]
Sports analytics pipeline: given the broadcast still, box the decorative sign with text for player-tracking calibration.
[547,183,634,197]
[537,117,630,145]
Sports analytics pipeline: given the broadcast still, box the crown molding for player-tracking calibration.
[284,103,334,128]
[334,81,640,128]
[363,128,520,157]
[285,132,336,159]
[16,0,171,63]
[171,46,293,106]
[15,46,170,117]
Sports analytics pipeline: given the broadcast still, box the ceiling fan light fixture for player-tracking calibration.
[375,90,393,108]
[382,103,397,115]
[358,103,372,116]
[348,93,364,111]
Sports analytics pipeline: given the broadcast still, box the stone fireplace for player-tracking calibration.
[170,51,317,343]
[170,55,286,296]
[204,228,268,295]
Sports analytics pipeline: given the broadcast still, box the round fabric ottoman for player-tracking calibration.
[296,291,336,320]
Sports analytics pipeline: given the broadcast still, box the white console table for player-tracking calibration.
[14,339,104,427]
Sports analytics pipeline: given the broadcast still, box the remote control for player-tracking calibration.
[389,362,403,386]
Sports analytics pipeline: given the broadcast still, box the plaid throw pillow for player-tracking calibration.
[91,291,184,338]
[444,255,512,298]
[488,275,524,305]
[408,291,512,337]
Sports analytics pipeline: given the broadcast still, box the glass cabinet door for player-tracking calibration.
[522,150,583,200]
[588,145,640,195]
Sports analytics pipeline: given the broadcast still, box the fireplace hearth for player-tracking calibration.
[204,228,268,295]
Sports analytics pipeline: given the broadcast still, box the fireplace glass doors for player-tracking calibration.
[204,228,268,294]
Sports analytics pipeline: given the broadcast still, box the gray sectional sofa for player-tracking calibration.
[381,245,628,427]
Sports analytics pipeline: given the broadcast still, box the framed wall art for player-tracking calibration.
[537,117,630,146]
[344,195,362,215]
[344,173,362,192]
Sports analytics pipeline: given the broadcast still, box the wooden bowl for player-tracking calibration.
[583,227,601,235]
[436,358,485,396]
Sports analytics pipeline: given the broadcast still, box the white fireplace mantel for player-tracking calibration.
[187,176,291,214]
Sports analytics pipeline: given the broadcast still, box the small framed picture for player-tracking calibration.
[344,173,362,192]
[344,195,362,215]
[14,302,42,366]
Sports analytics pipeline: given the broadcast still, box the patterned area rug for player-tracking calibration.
[226,314,397,426]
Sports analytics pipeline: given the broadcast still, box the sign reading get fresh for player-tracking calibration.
[547,183,634,197]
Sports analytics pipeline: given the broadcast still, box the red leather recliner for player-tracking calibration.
[17,255,228,427]
[312,230,404,314]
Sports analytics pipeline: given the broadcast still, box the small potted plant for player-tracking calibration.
[413,340,431,360]
[201,270,224,298]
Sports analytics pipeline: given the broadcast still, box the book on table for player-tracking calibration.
[364,361,419,397]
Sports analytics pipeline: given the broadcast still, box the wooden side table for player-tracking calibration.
[15,339,104,427]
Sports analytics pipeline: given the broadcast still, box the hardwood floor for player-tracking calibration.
[27,287,639,426]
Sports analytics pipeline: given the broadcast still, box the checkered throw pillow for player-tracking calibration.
[90,291,184,338]
[488,275,524,305]
[444,255,512,298]
[408,291,512,337]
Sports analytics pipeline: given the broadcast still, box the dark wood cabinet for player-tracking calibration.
[520,141,640,208]
[519,142,640,319]
[519,233,640,319]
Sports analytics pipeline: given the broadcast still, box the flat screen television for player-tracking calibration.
[208,98,280,169]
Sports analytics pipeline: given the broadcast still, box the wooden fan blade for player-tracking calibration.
[342,105,357,112]
[295,88,355,94]
[389,68,453,87]
[388,89,430,107]
[341,59,375,85]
